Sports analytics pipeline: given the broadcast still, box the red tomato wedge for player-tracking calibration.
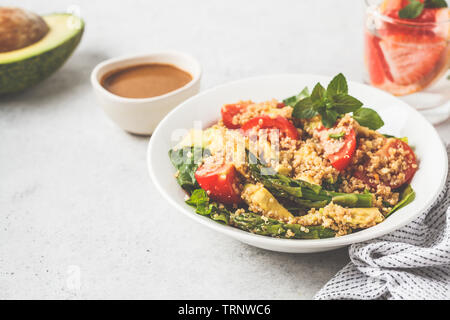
[221,103,247,129]
[316,127,357,171]
[321,129,357,171]
[195,162,242,205]
[241,115,299,140]
[355,139,418,189]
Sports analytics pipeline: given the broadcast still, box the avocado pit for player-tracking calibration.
[0,7,49,53]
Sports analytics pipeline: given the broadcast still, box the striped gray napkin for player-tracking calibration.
[314,145,450,300]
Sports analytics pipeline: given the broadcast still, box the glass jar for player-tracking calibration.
[364,0,450,123]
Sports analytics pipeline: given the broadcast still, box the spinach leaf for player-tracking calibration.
[185,188,212,215]
[386,185,416,217]
[186,189,229,222]
[169,146,210,193]
[283,87,310,107]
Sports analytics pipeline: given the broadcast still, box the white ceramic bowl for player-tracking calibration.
[91,51,201,135]
[148,74,448,253]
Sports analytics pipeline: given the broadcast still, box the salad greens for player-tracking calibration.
[186,189,336,239]
[169,146,209,193]
[186,189,230,224]
[282,87,310,107]
[290,73,384,130]
[386,185,416,217]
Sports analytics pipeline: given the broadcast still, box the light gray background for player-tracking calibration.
[1,0,449,299]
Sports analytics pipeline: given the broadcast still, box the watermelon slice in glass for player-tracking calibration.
[364,0,450,96]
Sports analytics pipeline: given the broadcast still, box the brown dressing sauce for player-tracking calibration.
[101,63,192,99]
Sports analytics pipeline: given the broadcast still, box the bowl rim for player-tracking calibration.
[90,50,202,104]
[147,73,448,249]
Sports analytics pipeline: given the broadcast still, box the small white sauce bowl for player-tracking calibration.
[91,51,201,135]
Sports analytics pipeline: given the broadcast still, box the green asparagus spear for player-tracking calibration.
[248,152,373,208]
[231,212,334,239]
[185,189,336,239]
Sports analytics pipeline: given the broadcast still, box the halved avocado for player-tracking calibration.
[0,14,84,95]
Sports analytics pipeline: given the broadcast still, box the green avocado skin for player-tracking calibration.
[0,26,84,96]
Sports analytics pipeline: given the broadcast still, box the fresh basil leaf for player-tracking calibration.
[329,132,345,139]
[300,108,318,119]
[425,0,447,8]
[353,107,384,130]
[331,94,363,113]
[327,73,348,97]
[320,109,339,128]
[386,185,416,217]
[399,0,425,19]
[292,97,318,119]
[311,83,327,102]
[291,73,385,132]
[283,86,310,107]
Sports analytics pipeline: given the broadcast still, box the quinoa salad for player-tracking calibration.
[169,74,418,239]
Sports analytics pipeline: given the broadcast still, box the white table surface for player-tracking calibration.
[1,0,449,299]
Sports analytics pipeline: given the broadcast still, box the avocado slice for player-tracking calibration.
[333,207,384,229]
[0,14,84,95]
[346,207,384,228]
[242,184,294,220]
